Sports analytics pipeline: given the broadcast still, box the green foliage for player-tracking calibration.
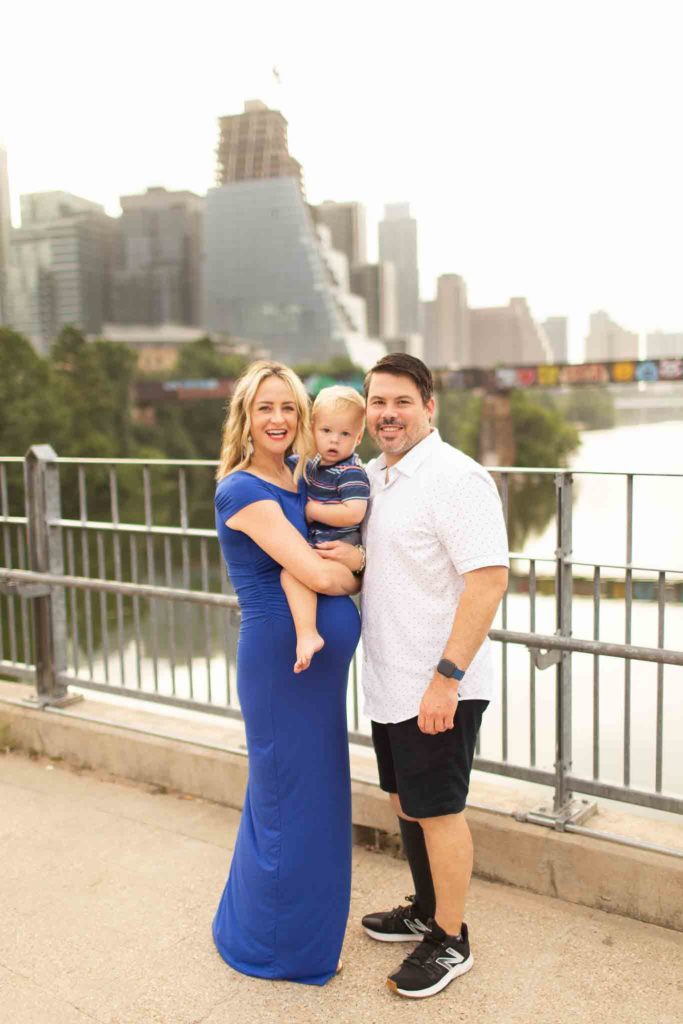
[174,336,249,381]
[554,388,616,430]
[0,328,583,549]
[437,386,581,548]
[293,355,365,382]
[506,390,581,548]
[436,391,483,458]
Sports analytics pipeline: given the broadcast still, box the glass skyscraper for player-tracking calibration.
[203,176,380,366]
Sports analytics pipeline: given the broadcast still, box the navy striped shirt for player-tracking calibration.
[306,453,370,543]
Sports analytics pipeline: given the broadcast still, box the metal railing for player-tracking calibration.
[1,445,682,824]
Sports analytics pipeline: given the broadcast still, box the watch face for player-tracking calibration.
[438,658,456,677]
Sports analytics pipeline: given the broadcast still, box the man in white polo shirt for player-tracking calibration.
[318,353,508,999]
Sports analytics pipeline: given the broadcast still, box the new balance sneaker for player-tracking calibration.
[386,920,473,998]
[361,894,431,942]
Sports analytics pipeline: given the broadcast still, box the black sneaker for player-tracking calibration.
[387,919,473,998]
[361,894,431,942]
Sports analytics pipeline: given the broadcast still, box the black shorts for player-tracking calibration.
[371,700,488,819]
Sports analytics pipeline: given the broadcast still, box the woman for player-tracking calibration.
[212,360,361,986]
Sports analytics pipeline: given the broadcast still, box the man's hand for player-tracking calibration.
[315,540,363,572]
[418,674,459,734]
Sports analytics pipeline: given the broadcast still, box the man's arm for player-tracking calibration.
[418,565,508,735]
[305,498,367,527]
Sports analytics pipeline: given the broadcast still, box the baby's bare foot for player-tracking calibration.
[294,631,325,673]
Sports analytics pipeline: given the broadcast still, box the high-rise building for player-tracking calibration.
[585,311,638,362]
[202,176,384,367]
[315,201,367,269]
[0,144,11,326]
[8,191,114,353]
[646,331,683,359]
[469,297,552,367]
[350,262,397,339]
[111,187,203,327]
[378,203,419,336]
[420,300,438,367]
[215,99,303,192]
[541,316,569,363]
[436,273,470,366]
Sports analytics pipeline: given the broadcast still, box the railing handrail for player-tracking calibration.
[2,567,681,667]
[2,454,683,479]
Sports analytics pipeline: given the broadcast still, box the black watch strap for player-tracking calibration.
[437,658,466,681]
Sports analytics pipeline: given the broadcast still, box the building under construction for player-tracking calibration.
[215,99,304,192]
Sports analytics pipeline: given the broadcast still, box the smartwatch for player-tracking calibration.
[437,658,466,682]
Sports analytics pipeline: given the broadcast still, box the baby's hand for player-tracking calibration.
[305,500,318,523]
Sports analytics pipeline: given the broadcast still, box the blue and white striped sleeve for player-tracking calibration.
[337,465,371,503]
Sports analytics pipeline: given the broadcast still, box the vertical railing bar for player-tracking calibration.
[529,558,537,767]
[0,464,8,520]
[17,527,31,666]
[2,520,18,665]
[623,474,633,788]
[592,565,600,780]
[201,538,212,704]
[143,465,159,692]
[655,570,665,794]
[219,556,233,707]
[77,466,95,678]
[164,536,177,697]
[0,465,8,663]
[66,530,79,676]
[179,469,194,700]
[500,472,509,762]
[109,467,126,686]
[129,535,143,690]
[96,531,110,683]
[554,470,573,812]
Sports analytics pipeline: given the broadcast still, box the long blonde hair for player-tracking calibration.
[216,360,313,481]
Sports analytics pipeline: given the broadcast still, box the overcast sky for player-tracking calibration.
[3,0,683,359]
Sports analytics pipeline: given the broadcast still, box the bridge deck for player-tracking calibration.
[2,749,681,1024]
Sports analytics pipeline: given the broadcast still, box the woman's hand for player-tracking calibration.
[315,541,364,573]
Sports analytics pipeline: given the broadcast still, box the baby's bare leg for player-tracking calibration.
[281,569,325,673]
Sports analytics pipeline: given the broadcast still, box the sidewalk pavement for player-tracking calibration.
[1,749,682,1024]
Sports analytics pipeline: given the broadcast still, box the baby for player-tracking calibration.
[282,385,370,672]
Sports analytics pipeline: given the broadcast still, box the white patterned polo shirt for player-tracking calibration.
[360,429,509,724]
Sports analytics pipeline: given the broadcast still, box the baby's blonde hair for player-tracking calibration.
[311,385,366,425]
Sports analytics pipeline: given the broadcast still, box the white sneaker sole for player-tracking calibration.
[362,926,423,942]
[387,953,474,998]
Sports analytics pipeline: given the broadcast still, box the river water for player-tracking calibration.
[80,420,683,803]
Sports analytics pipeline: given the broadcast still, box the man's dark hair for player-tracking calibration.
[363,353,434,405]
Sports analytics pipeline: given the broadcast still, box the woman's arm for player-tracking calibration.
[226,500,359,595]
[305,498,367,528]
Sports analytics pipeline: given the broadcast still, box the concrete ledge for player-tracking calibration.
[2,685,682,934]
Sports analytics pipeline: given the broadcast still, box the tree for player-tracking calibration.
[506,391,580,548]
[437,386,580,548]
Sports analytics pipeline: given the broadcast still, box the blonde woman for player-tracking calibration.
[212,360,362,986]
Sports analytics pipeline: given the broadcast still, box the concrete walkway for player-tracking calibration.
[1,750,682,1024]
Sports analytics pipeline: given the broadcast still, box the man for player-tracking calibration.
[317,353,509,999]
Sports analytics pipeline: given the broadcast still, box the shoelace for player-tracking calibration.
[403,937,440,966]
[385,895,418,921]
[403,934,446,978]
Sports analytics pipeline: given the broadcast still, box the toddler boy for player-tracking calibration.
[282,385,369,672]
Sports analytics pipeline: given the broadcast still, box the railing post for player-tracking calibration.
[554,471,573,811]
[23,445,79,707]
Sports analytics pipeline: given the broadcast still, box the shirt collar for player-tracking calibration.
[374,429,442,478]
[311,451,360,472]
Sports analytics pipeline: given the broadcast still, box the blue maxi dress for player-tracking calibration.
[212,469,361,985]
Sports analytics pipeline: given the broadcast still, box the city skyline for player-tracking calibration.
[4,0,683,361]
